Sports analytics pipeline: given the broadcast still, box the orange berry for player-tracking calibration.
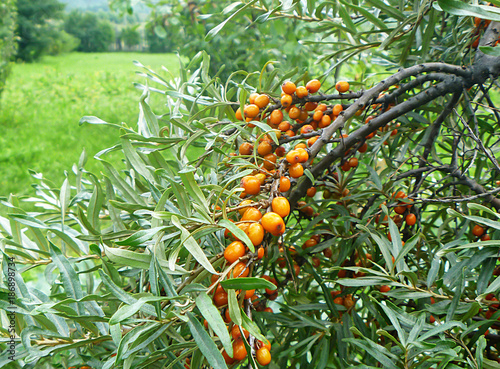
[429,315,436,323]
[244,104,260,118]
[472,225,485,237]
[394,191,407,200]
[306,187,317,197]
[312,256,320,267]
[303,238,318,249]
[286,150,301,164]
[295,143,307,149]
[222,350,235,365]
[289,163,304,178]
[255,173,266,185]
[343,294,355,309]
[231,325,250,340]
[380,285,391,293]
[258,141,273,156]
[239,142,253,155]
[244,289,255,299]
[295,86,309,98]
[269,110,283,125]
[358,142,368,153]
[256,347,272,366]
[278,121,291,131]
[282,81,296,95]
[308,136,318,146]
[332,104,343,115]
[481,234,491,241]
[313,109,324,121]
[224,241,246,263]
[306,79,321,93]
[262,153,277,170]
[275,146,286,157]
[255,94,270,108]
[348,157,358,168]
[247,222,265,245]
[304,101,318,111]
[249,92,259,104]
[238,199,253,216]
[233,262,249,278]
[241,207,263,222]
[261,212,286,236]
[257,246,265,259]
[301,124,314,134]
[288,106,301,120]
[284,129,295,137]
[341,161,351,171]
[272,196,291,218]
[214,291,228,306]
[281,94,293,108]
[279,176,291,192]
[394,205,406,215]
[333,296,344,305]
[241,176,261,195]
[406,213,416,226]
[296,148,309,163]
[335,81,350,93]
[320,114,331,127]
[264,307,273,313]
[235,108,243,121]
[233,339,248,361]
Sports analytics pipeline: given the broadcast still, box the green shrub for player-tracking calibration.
[0,0,17,99]
[64,11,116,53]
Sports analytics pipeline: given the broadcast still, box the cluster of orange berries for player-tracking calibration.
[68,366,91,369]
[472,224,491,241]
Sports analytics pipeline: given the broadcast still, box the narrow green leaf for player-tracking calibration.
[186,312,228,369]
[196,293,233,357]
[367,0,405,20]
[240,309,267,343]
[218,219,254,252]
[438,0,500,21]
[220,277,276,291]
[205,1,258,41]
[228,289,242,326]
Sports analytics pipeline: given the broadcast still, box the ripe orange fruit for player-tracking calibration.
[281,94,293,108]
[295,86,309,98]
[222,350,235,365]
[343,294,355,309]
[241,176,261,195]
[279,176,291,192]
[255,173,266,185]
[481,234,491,241]
[239,142,253,155]
[264,307,273,313]
[286,150,301,164]
[332,104,343,115]
[295,143,307,149]
[224,241,246,263]
[233,338,248,361]
[272,196,290,218]
[244,289,255,299]
[249,92,259,104]
[308,136,318,146]
[358,142,368,153]
[472,224,485,237]
[231,325,250,340]
[341,161,351,171]
[261,212,286,236]
[320,114,332,127]
[214,291,228,306]
[269,110,283,125]
[284,129,295,137]
[256,347,272,366]
[257,246,265,259]
[282,81,297,95]
[303,238,317,249]
[288,106,301,119]
[348,157,358,168]
[304,101,318,111]
[289,163,304,178]
[275,146,286,157]
[258,339,272,351]
[394,206,406,215]
[405,213,416,226]
[296,148,309,163]
[233,262,250,278]
[313,110,324,121]
[247,223,265,245]
[262,153,277,170]
[380,285,391,293]
[306,79,321,93]
[333,296,344,305]
[306,187,317,197]
[241,207,263,222]
[235,108,243,121]
[238,199,253,216]
[258,141,273,156]
[393,191,407,200]
[335,81,350,93]
[278,121,291,132]
[301,124,314,134]
[255,94,270,108]
[244,104,260,118]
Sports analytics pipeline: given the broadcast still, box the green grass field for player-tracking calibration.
[0,52,180,198]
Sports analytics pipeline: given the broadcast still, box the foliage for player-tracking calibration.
[15,0,77,62]
[64,11,116,53]
[121,26,141,49]
[0,0,16,100]
[3,0,500,368]
[0,52,179,199]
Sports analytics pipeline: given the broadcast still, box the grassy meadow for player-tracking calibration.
[0,52,180,199]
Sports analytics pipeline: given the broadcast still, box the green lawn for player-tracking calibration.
[0,52,180,198]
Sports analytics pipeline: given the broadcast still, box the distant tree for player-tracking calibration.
[16,0,75,62]
[121,26,141,49]
[0,0,17,99]
[64,11,115,52]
